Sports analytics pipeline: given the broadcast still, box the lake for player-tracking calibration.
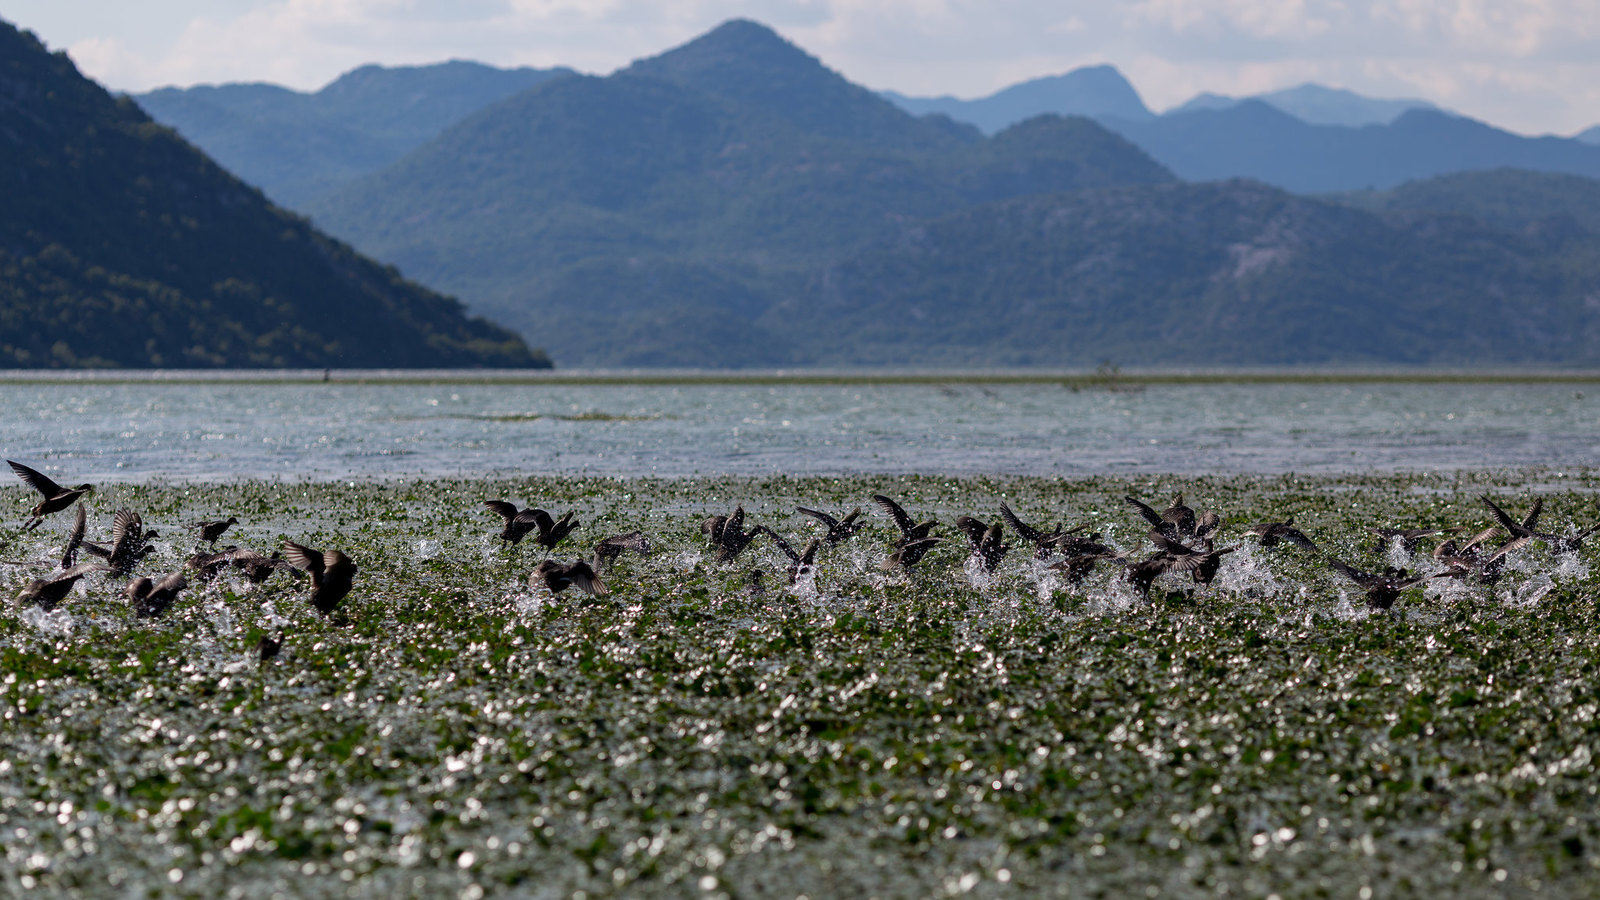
[0,371,1595,481]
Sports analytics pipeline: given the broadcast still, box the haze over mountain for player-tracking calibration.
[135,60,571,209]
[307,20,1175,366]
[1579,126,1600,145]
[1099,103,1600,194]
[1167,84,1439,127]
[0,19,543,368]
[880,66,1154,134]
[290,19,1600,368]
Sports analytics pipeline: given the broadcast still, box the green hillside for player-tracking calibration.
[0,21,545,368]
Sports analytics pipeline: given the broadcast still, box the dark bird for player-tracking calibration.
[484,500,541,544]
[882,537,942,571]
[258,631,284,663]
[529,559,607,596]
[16,562,107,611]
[873,494,939,544]
[1432,541,1518,587]
[1192,510,1222,545]
[1540,520,1600,554]
[758,528,821,584]
[125,571,188,619]
[1327,559,1424,610]
[9,460,93,531]
[998,502,1078,559]
[1366,526,1458,556]
[592,531,651,571]
[1244,518,1318,551]
[281,541,358,614]
[702,506,760,563]
[187,516,238,545]
[60,504,87,568]
[795,506,865,546]
[484,501,580,550]
[1124,554,1174,600]
[955,516,1010,573]
[82,509,158,575]
[1149,533,1236,587]
[1125,493,1195,542]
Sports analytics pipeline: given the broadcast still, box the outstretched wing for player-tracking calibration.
[110,509,142,547]
[1522,497,1544,532]
[8,460,64,498]
[873,494,916,537]
[796,506,840,530]
[482,500,519,523]
[759,527,800,564]
[280,541,326,575]
[1479,495,1525,536]
[1124,495,1165,530]
[998,503,1048,546]
[954,516,989,547]
[1327,558,1376,588]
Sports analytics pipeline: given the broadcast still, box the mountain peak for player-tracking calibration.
[625,18,962,149]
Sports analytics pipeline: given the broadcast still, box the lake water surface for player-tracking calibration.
[1,372,1595,481]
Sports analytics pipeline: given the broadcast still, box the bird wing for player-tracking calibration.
[1522,497,1544,532]
[280,541,326,574]
[726,506,745,535]
[567,563,607,597]
[110,509,142,548]
[1480,495,1526,536]
[799,540,820,566]
[599,531,651,555]
[482,500,519,523]
[998,502,1048,546]
[528,508,556,537]
[55,561,109,583]
[760,527,800,563]
[954,516,989,547]
[1124,495,1165,530]
[796,506,840,530]
[8,460,64,498]
[873,494,916,537]
[1193,511,1221,540]
[1282,527,1318,551]
[1327,558,1377,588]
[61,504,86,567]
[153,571,188,595]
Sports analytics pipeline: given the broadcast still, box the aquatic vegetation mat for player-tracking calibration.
[2,470,1599,898]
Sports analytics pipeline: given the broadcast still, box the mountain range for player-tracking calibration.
[20,16,1600,368]
[135,60,571,210]
[0,19,544,368]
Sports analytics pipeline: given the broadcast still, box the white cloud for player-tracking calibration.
[9,0,1598,133]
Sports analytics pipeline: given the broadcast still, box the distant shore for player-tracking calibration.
[3,367,1600,386]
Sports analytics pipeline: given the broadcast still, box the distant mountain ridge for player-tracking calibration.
[881,65,1153,133]
[0,19,543,368]
[1098,103,1600,194]
[135,60,572,209]
[1168,83,1439,127]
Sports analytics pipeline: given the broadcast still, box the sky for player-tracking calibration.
[3,0,1598,137]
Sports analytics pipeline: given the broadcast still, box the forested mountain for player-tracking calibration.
[134,60,571,208]
[1329,169,1600,234]
[765,179,1600,366]
[0,20,544,368]
[308,21,1175,365]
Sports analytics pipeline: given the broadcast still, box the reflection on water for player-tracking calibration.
[0,376,1595,481]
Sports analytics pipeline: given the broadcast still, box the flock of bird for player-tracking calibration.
[8,456,1597,652]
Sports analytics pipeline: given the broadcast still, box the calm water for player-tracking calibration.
[0,374,1595,481]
